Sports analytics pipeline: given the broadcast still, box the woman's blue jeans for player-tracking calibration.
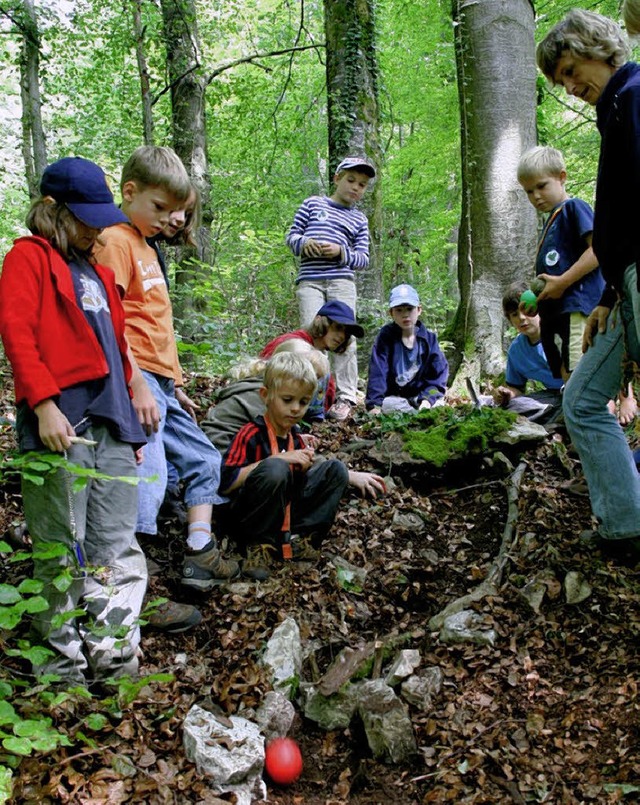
[562,264,640,539]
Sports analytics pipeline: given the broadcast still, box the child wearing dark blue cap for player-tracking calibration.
[0,157,151,684]
[261,299,364,420]
[286,156,375,421]
[366,284,449,414]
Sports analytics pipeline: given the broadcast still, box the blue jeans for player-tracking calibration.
[562,264,640,539]
[137,372,225,535]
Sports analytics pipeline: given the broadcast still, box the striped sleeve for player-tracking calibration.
[221,422,264,491]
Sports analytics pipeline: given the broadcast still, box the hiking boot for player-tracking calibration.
[327,399,354,422]
[290,534,321,562]
[242,543,279,581]
[144,600,203,633]
[182,541,240,591]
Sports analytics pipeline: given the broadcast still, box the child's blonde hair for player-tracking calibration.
[274,339,330,377]
[121,146,191,201]
[263,353,318,398]
[26,199,91,260]
[624,0,640,37]
[229,339,329,382]
[517,146,566,182]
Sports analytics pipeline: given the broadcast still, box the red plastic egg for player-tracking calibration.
[264,737,303,785]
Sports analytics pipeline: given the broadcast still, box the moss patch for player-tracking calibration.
[396,404,518,468]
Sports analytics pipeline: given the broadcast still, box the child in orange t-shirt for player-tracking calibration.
[94,146,239,598]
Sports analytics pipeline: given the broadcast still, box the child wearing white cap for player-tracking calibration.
[366,284,449,414]
[286,156,376,421]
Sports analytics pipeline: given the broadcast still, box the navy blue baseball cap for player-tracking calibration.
[316,300,364,338]
[40,157,129,229]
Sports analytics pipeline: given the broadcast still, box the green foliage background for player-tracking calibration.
[0,0,635,372]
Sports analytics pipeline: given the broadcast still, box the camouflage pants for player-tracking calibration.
[22,425,147,683]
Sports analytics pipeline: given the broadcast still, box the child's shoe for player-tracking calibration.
[327,399,353,422]
[145,600,203,633]
[290,534,321,561]
[182,541,240,591]
[242,543,279,581]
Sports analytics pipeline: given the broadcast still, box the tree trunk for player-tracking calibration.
[131,0,154,145]
[159,0,212,322]
[324,0,383,303]
[449,0,537,377]
[19,0,47,197]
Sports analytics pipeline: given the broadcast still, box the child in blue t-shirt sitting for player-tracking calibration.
[492,282,564,420]
[365,284,449,414]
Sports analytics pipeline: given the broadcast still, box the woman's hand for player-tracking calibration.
[582,305,612,352]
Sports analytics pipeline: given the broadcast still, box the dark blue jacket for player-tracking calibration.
[365,321,448,409]
[594,62,640,306]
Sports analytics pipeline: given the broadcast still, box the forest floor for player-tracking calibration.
[1,369,640,805]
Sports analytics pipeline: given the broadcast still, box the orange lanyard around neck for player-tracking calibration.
[264,415,294,538]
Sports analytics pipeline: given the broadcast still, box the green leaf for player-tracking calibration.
[0,684,12,700]
[30,735,63,752]
[22,596,49,614]
[13,719,53,738]
[83,713,108,731]
[71,477,89,493]
[0,586,21,605]
[0,704,17,727]
[1,737,32,756]
[52,569,75,593]
[603,784,640,795]
[17,579,43,594]
[15,645,55,666]
[21,474,44,486]
[31,543,68,561]
[0,608,23,631]
[0,765,13,804]
[50,608,85,629]
[0,541,12,553]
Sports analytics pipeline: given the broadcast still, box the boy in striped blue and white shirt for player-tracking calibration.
[286,156,375,422]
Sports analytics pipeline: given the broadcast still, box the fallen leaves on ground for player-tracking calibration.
[1,376,639,804]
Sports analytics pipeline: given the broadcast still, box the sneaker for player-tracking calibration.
[144,600,203,633]
[290,534,321,562]
[327,399,354,422]
[242,543,279,581]
[182,541,240,591]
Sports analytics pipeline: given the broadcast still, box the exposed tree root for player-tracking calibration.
[428,461,527,631]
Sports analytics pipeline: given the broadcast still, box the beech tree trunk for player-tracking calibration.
[449,0,537,377]
[324,0,383,302]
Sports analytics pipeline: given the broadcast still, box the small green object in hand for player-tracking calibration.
[520,289,538,313]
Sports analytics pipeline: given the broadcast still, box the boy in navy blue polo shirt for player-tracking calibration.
[517,146,604,381]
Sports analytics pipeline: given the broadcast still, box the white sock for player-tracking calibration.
[187,521,212,551]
